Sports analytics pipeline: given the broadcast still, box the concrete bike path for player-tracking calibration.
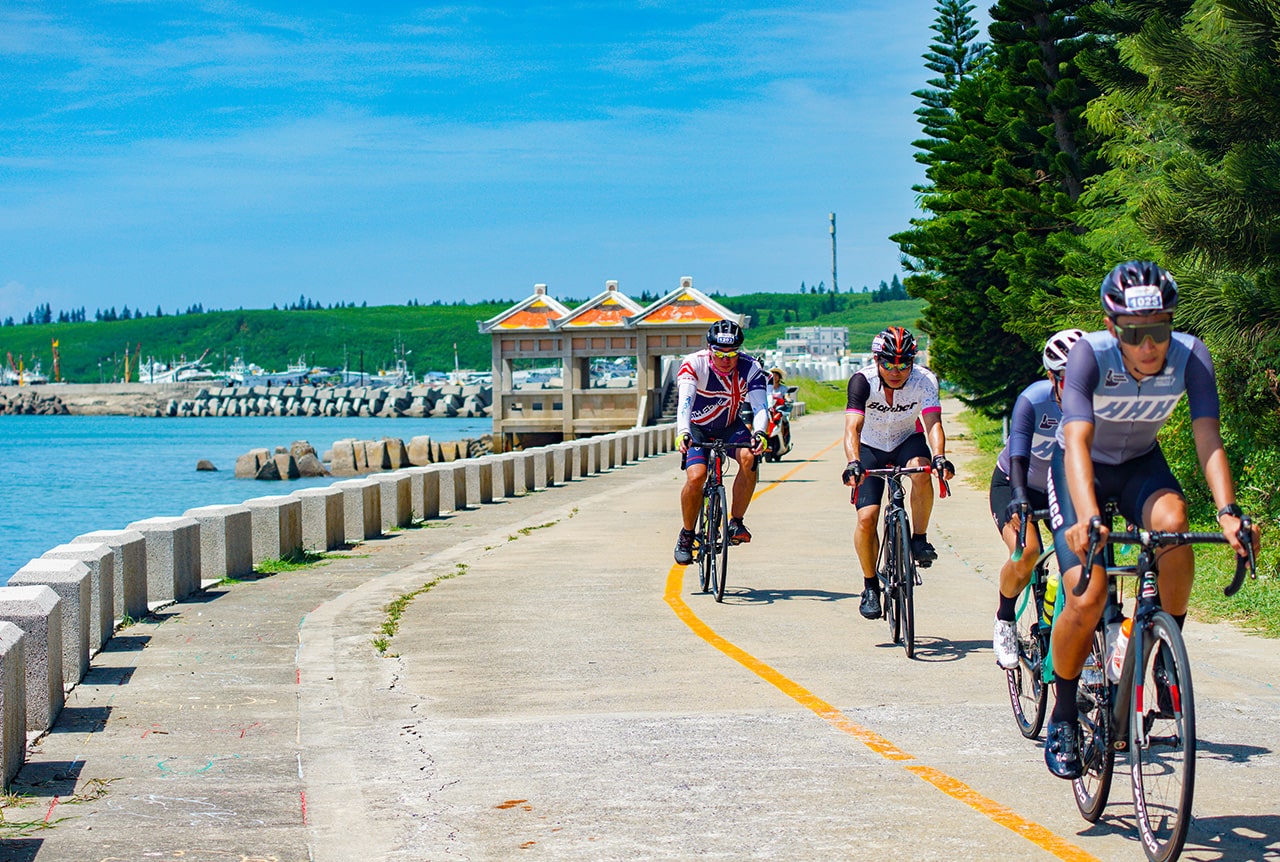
[9,403,1278,861]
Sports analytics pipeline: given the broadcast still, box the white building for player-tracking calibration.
[776,326,848,357]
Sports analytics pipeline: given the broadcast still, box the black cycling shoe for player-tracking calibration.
[728,518,751,545]
[1044,718,1084,779]
[910,536,937,568]
[674,528,695,566]
[859,589,882,620]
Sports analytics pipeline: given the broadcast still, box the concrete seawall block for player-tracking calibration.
[407,467,441,521]
[74,529,147,622]
[463,460,494,506]
[183,505,254,584]
[532,448,552,489]
[602,435,618,470]
[0,586,64,733]
[10,560,91,690]
[512,451,535,495]
[40,543,114,654]
[0,621,25,788]
[436,463,466,513]
[292,487,345,551]
[332,479,381,543]
[583,438,599,475]
[485,454,516,500]
[243,496,304,565]
[570,440,590,477]
[375,473,413,531]
[125,516,201,606]
[550,444,572,484]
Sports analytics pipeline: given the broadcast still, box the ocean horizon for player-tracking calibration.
[0,414,490,585]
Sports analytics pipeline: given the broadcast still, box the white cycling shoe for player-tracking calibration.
[993,617,1019,669]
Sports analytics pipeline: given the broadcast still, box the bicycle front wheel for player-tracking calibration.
[714,485,730,602]
[697,497,712,594]
[880,530,900,645]
[1073,627,1115,822]
[894,519,915,659]
[1008,578,1048,739]
[1131,612,1196,862]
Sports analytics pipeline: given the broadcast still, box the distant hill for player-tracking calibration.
[0,293,925,383]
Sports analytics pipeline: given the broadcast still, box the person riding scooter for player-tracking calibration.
[764,367,795,459]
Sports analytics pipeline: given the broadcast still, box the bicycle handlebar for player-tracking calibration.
[1074,514,1257,597]
[1010,506,1050,562]
[861,464,950,498]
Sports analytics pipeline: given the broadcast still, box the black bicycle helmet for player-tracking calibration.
[706,319,744,350]
[873,326,917,363]
[1100,261,1178,317]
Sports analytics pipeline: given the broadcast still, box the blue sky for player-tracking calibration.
[2,1,978,319]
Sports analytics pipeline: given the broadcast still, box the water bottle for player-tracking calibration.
[1106,617,1132,682]
[1041,573,1059,627]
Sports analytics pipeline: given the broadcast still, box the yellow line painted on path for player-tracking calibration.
[663,436,1100,862]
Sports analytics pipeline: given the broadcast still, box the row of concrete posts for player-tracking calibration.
[0,424,678,788]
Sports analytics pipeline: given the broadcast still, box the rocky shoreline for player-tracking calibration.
[3,382,494,418]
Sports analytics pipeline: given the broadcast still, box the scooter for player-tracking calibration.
[762,386,797,462]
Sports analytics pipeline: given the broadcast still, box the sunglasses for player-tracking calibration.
[1114,321,1172,346]
[711,349,738,359]
[878,359,912,372]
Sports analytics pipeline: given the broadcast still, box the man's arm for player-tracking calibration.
[676,378,696,452]
[920,411,951,478]
[844,411,864,465]
[1192,416,1257,555]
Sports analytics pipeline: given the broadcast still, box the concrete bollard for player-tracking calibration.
[74,529,148,623]
[583,438,600,475]
[407,466,441,521]
[551,444,574,483]
[0,586,61,733]
[9,560,91,691]
[243,496,304,565]
[513,450,536,495]
[183,504,254,584]
[571,440,591,477]
[485,454,516,500]
[292,487,345,551]
[602,435,618,470]
[437,462,467,513]
[532,448,552,489]
[125,516,202,606]
[0,621,26,788]
[375,473,413,531]
[463,459,494,505]
[331,479,381,543]
[40,543,114,655]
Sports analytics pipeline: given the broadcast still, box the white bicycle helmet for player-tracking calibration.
[1042,328,1085,374]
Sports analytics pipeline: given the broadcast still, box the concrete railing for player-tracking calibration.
[0,423,678,787]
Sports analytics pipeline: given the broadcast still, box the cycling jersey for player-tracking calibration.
[996,378,1060,494]
[1055,330,1218,465]
[845,364,941,451]
[676,349,768,437]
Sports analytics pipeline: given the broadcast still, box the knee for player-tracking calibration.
[856,509,879,533]
[1147,496,1189,532]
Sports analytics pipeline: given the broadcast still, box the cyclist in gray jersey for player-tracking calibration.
[989,329,1082,670]
[1041,261,1260,780]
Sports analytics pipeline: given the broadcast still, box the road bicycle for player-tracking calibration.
[862,464,949,659]
[1069,509,1256,862]
[692,435,733,603]
[1005,506,1059,739]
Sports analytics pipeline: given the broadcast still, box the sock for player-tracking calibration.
[1172,612,1186,630]
[1051,675,1080,724]
[997,593,1018,622]
[912,533,926,542]
[864,576,879,594]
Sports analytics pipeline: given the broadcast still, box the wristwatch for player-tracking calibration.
[1216,503,1244,519]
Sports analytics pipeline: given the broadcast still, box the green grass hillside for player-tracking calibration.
[0,293,926,383]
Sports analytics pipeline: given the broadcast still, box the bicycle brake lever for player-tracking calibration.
[1224,516,1256,598]
[1074,515,1103,597]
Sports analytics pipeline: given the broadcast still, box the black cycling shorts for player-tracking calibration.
[988,465,1050,535]
[1047,444,1183,572]
[853,432,932,510]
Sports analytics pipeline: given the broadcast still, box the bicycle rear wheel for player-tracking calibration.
[1007,578,1048,739]
[1131,612,1195,862]
[1073,627,1115,822]
[713,485,730,602]
[894,519,915,659]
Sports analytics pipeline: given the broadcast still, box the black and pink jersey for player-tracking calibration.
[676,349,768,437]
[845,364,942,451]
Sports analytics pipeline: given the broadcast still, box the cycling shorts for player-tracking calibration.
[682,420,757,471]
[853,432,932,509]
[989,465,1050,535]
[1047,444,1184,572]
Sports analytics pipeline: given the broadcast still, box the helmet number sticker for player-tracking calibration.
[1123,285,1163,311]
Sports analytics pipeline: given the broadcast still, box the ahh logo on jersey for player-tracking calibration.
[1031,436,1058,460]
[1093,392,1183,423]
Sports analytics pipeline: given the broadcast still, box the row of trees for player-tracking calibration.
[896,0,1280,520]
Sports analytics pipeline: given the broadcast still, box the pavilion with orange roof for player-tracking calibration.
[478,277,746,450]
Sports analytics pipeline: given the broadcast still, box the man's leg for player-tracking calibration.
[908,460,935,534]
[1145,489,1193,616]
[854,504,881,581]
[729,448,758,520]
[680,464,708,530]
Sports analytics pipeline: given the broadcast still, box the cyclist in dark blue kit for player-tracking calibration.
[1042,261,1260,779]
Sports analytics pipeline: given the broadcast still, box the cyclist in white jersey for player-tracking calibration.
[989,329,1083,668]
[1041,261,1260,780]
[842,326,954,621]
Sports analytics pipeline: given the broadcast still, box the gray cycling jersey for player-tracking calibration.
[1056,330,1218,465]
[996,378,1059,493]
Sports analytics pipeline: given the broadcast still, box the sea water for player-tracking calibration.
[0,414,490,584]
